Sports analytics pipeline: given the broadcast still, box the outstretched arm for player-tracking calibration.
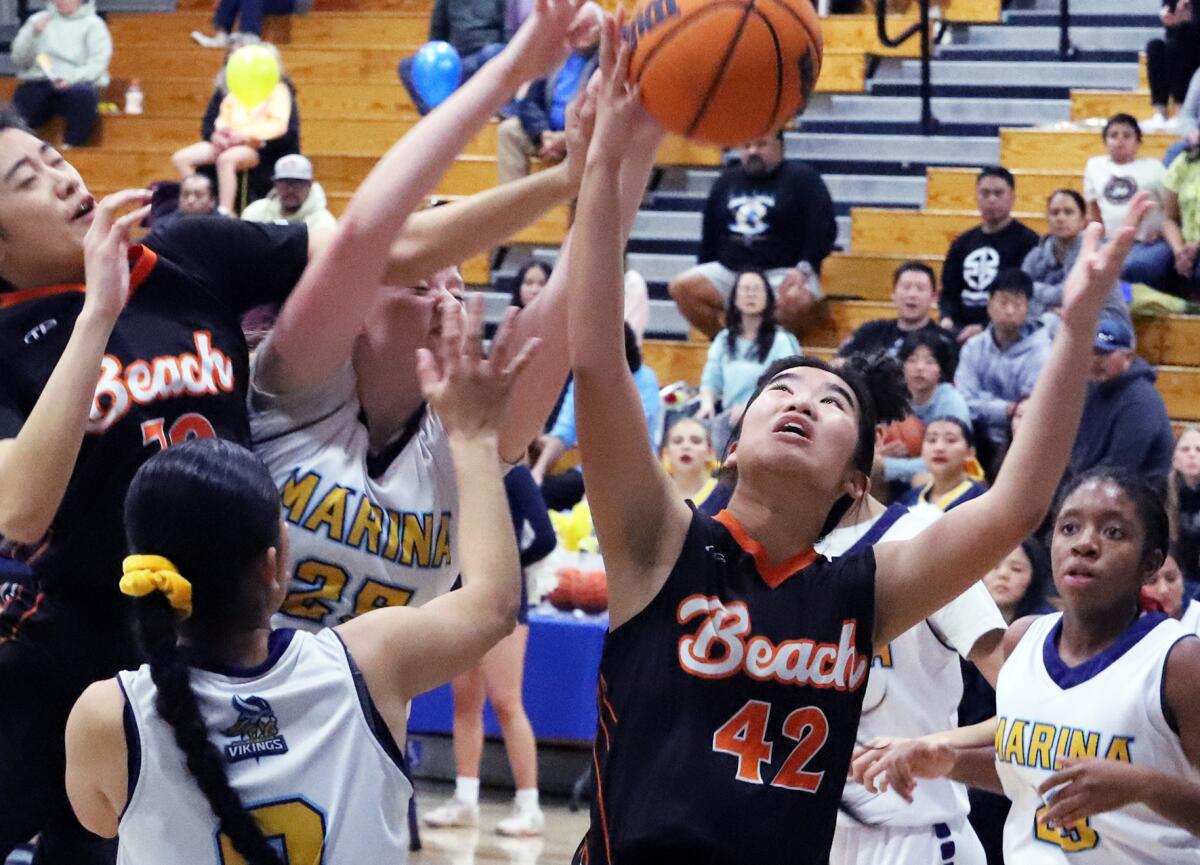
[337,297,539,706]
[567,19,690,628]
[873,196,1152,646]
[257,0,581,397]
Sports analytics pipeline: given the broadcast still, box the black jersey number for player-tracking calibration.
[712,699,829,792]
[141,413,217,450]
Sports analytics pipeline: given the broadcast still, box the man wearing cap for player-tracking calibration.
[241,154,337,233]
[1069,313,1174,491]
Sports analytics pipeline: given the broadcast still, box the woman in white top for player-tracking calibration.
[854,466,1200,864]
[63,298,537,864]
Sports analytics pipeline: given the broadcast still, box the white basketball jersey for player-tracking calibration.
[822,504,1006,827]
[1179,598,1200,635]
[996,612,1200,864]
[250,362,459,631]
[116,628,412,865]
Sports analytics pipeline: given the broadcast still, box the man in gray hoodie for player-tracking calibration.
[954,269,1052,465]
[10,0,111,148]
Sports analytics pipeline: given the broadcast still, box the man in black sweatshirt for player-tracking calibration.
[940,166,1039,345]
[668,131,836,337]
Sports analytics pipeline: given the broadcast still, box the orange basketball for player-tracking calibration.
[626,0,823,147]
[548,567,582,611]
[575,570,609,614]
[881,415,926,457]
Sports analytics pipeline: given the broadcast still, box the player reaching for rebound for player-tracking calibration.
[852,466,1200,864]
[62,296,538,864]
[566,21,1153,864]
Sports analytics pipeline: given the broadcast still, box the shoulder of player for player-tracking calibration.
[67,678,126,749]
[1001,613,1043,659]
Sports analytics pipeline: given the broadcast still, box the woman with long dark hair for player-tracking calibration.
[565,21,1150,864]
[63,297,537,863]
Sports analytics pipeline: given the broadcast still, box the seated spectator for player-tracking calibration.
[190,0,274,46]
[9,0,111,149]
[177,173,218,217]
[1144,0,1200,133]
[954,269,1051,463]
[509,259,551,307]
[145,175,218,238]
[695,270,802,455]
[1169,426,1200,580]
[661,417,719,508]
[668,131,836,337]
[1022,189,1086,320]
[900,417,988,512]
[940,167,1040,344]
[531,323,659,511]
[398,0,508,116]
[497,8,599,184]
[1161,144,1200,289]
[1083,115,1174,288]
[241,154,336,232]
[879,330,971,489]
[837,260,957,364]
[1068,313,1174,492]
[1144,549,1200,631]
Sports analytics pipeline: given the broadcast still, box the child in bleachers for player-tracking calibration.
[900,417,987,512]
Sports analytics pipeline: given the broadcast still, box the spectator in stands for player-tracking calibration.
[171,44,297,215]
[668,131,836,338]
[1144,0,1200,133]
[190,0,271,47]
[1022,189,1086,320]
[1083,115,1175,288]
[1161,144,1200,289]
[398,0,508,116]
[1169,426,1200,580]
[1144,549,1200,627]
[509,258,551,307]
[695,269,801,455]
[661,417,719,508]
[954,268,1051,464]
[940,167,1040,345]
[1068,313,1174,492]
[878,329,971,490]
[899,416,987,512]
[241,153,336,232]
[496,7,600,184]
[9,0,111,149]
[531,323,659,511]
[837,261,957,364]
[144,175,218,238]
[178,173,217,216]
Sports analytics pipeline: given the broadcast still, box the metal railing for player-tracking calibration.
[1059,0,1077,59]
[875,0,938,134]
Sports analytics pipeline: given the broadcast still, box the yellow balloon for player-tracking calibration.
[225,44,280,108]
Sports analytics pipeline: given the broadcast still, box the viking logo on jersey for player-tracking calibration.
[223,695,289,763]
[676,594,870,690]
[88,330,237,434]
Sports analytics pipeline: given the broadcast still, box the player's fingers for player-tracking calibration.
[415,347,441,398]
[463,293,487,363]
[502,336,542,380]
[488,305,521,368]
[1076,221,1104,263]
[598,13,615,81]
[112,204,152,242]
[614,34,633,87]
[860,759,886,793]
[435,298,464,373]
[90,188,151,236]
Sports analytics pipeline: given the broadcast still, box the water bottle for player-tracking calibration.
[124,80,143,115]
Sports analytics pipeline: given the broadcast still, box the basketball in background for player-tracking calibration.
[625,0,823,146]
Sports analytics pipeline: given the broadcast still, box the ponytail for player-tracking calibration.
[132,595,283,865]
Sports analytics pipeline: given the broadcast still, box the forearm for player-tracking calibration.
[0,310,116,542]
[532,435,567,477]
[570,153,626,374]
[1164,218,1186,252]
[385,163,574,285]
[450,434,521,630]
[946,745,1004,795]
[1133,767,1200,833]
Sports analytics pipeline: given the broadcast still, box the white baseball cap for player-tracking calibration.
[272,154,313,182]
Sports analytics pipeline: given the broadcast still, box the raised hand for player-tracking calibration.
[82,189,152,323]
[416,294,540,440]
[504,0,585,85]
[1059,192,1153,334]
[588,9,658,162]
[562,83,597,189]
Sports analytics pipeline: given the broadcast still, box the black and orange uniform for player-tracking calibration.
[576,507,876,865]
[0,216,307,864]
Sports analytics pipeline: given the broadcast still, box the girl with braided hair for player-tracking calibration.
[61,296,537,864]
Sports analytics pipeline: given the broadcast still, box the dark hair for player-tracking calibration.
[0,106,31,136]
[987,268,1034,299]
[1047,188,1086,214]
[510,259,551,309]
[897,329,954,384]
[892,261,937,290]
[723,353,909,537]
[1012,536,1053,620]
[124,439,285,865]
[1103,113,1142,142]
[624,322,641,373]
[1054,466,1170,564]
[924,414,975,449]
[977,166,1016,190]
[723,270,779,363]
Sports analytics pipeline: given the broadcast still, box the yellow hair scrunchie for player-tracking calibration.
[120,555,193,618]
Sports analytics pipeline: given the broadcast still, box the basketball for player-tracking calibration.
[880,415,926,457]
[626,0,823,147]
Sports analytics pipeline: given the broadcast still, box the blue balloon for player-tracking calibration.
[412,41,462,109]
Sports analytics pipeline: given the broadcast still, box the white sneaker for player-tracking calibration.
[422,797,480,828]
[1164,115,1184,133]
[190,30,229,48]
[495,805,545,837]
[1143,112,1168,132]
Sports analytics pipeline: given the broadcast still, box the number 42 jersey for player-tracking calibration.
[577,507,876,865]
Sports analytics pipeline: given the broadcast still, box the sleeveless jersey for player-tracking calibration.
[821,503,1006,828]
[1179,598,1200,634]
[250,361,459,630]
[116,628,412,864]
[576,508,876,865]
[995,612,1200,864]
